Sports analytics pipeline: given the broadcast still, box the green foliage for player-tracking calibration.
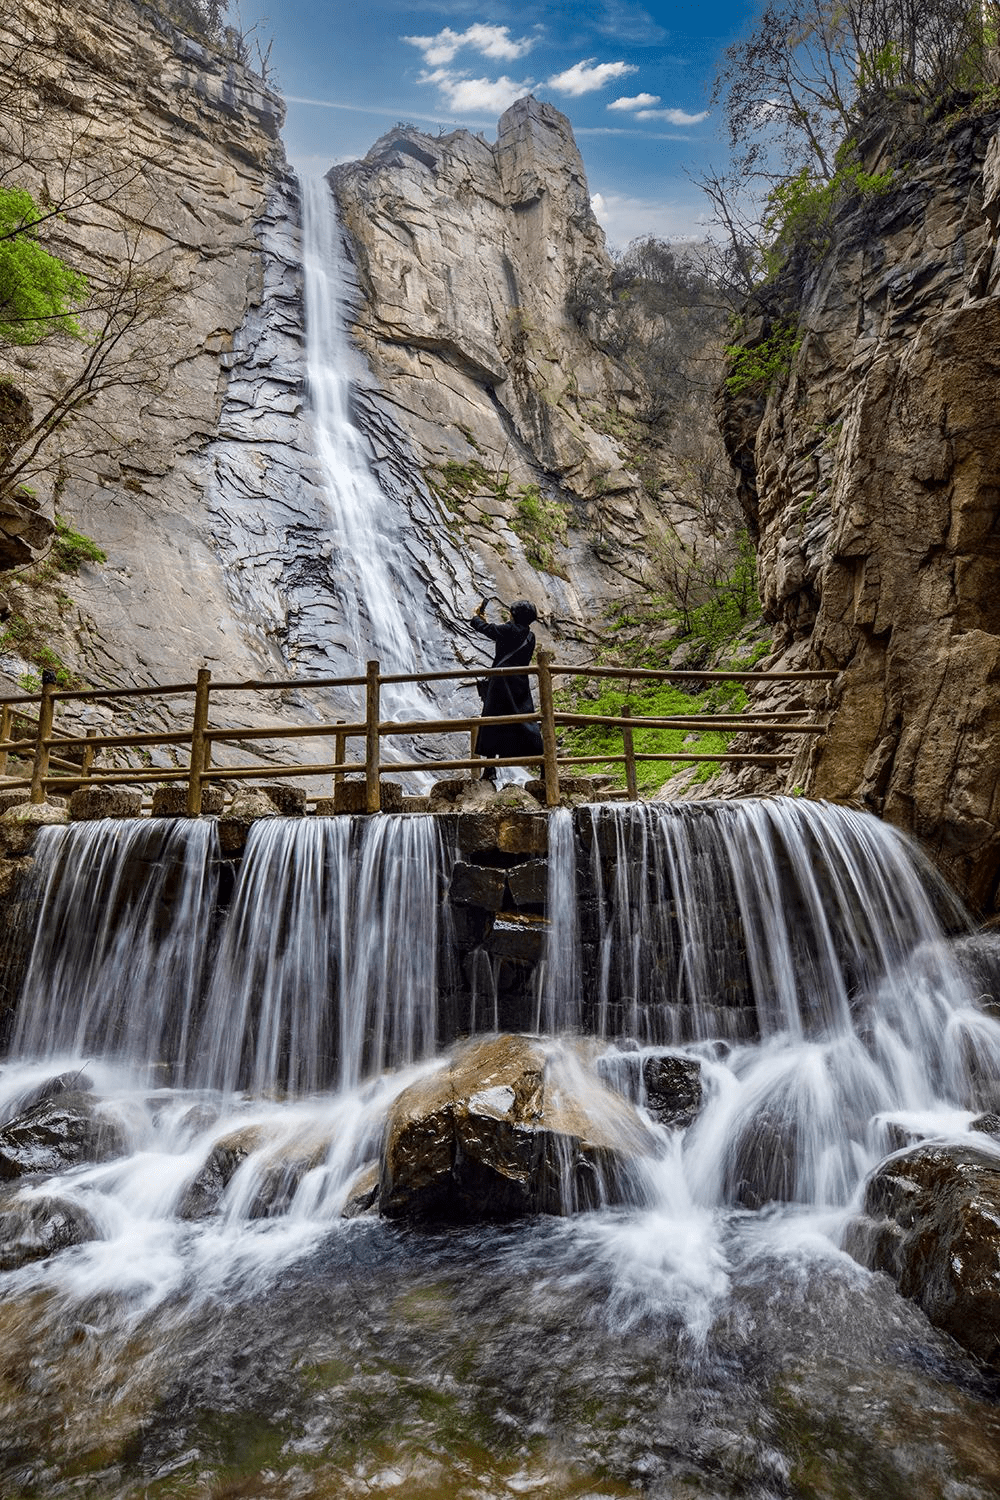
[724,322,802,395]
[760,158,895,275]
[510,486,570,573]
[0,614,73,686]
[52,516,107,573]
[0,187,88,346]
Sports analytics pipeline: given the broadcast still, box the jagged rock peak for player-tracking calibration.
[352,96,599,228]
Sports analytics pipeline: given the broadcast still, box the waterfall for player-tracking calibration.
[10,814,455,1093]
[301,175,440,692]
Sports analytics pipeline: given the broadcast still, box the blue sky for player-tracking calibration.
[234,0,754,247]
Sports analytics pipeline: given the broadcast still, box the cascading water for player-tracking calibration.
[300,176,448,705]
[2,799,1000,1497]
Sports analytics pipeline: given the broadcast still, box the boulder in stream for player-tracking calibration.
[0,1191,99,1270]
[0,1090,128,1181]
[844,1142,1000,1370]
[378,1032,656,1221]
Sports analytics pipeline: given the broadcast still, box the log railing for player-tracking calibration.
[0,655,837,813]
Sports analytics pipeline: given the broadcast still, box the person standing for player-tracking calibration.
[470,598,543,780]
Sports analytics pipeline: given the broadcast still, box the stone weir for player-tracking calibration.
[0,796,973,1094]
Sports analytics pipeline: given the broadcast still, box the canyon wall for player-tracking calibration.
[719,109,1000,911]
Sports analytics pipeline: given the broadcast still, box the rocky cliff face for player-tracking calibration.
[331,98,687,640]
[719,110,1000,911]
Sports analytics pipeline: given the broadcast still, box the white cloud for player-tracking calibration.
[590,189,713,248]
[635,107,709,125]
[403,24,536,67]
[546,59,637,96]
[425,70,533,114]
[608,93,660,111]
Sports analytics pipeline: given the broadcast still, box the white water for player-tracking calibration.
[2,799,999,1342]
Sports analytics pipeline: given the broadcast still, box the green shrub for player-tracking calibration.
[511,486,569,573]
[52,516,106,572]
[724,322,802,395]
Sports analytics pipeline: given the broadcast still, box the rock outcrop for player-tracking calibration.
[378,1032,656,1220]
[718,109,1000,911]
[331,98,693,642]
[845,1141,1000,1370]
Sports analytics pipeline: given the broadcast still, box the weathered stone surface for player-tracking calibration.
[454,811,500,854]
[716,110,1000,907]
[498,813,548,856]
[0,801,69,856]
[69,786,142,821]
[0,1192,99,1271]
[151,784,226,817]
[378,1033,655,1220]
[326,780,404,814]
[449,861,507,911]
[0,1091,128,1181]
[844,1143,1000,1370]
[506,859,549,908]
[256,782,307,816]
[178,1127,264,1221]
[486,913,548,965]
[216,788,278,853]
[428,777,497,811]
[1,1069,93,1125]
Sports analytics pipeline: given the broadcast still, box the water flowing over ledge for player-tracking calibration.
[2,799,1000,1496]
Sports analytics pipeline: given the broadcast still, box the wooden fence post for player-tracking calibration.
[536,649,560,809]
[334,721,347,792]
[81,727,97,782]
[29,683,56,804]
[621,703,638,800]
[186,667,212,817]
[0,703,12,777]
[365,660,381,814]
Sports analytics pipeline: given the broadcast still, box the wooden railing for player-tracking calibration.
[0,655,836,813]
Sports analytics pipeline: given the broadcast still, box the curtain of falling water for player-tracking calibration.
[11,815,454,1095]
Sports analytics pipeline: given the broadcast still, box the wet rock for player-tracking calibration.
[454,811,500,854]
[341,1161,379,1219]
[0,1069,94,1125]
[725,1111,797,1210]
[506,859,549,908]
[378,1032,655,1221]
[642,1054,703,1128]
[177,1124,266,1220]
[950,932,1000,1018]
[485,913,547,964]
[971,1112,1000,1138]
[449,861,507,910]
[150,784,226,817]
[0,801,70,856]
[68,786,143,821]
[0,1191,99,1270]
[0,1090,128,1181]
[844,1143,1000,1370]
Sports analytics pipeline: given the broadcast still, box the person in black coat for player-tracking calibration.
[471,598,543,780]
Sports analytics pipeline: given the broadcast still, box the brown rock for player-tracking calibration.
[845,1143,1000,1369]
[378,1032,655,1220]
[449,861,507,910]
[486,912,547,964]
[69,785,142,821]
[325,780,404,814]
[150,784,226,817]
[0,801,69,855]
[498,812,548,856]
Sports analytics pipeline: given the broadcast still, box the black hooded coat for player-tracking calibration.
[471,615,543,760]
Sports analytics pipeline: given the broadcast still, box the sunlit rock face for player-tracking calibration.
[717,109,1000,910]
[331,97,681,640]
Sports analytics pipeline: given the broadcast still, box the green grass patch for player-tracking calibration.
[559,675,748,792]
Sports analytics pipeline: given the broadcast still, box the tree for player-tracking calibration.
[0,186,88,345]
[701,0,996,295]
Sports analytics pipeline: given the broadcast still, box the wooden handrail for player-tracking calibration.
[2,653,831,812]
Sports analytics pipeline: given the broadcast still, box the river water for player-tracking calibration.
[0,800,998,1497]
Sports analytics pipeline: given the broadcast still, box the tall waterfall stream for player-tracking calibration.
[1,800,999,1497]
